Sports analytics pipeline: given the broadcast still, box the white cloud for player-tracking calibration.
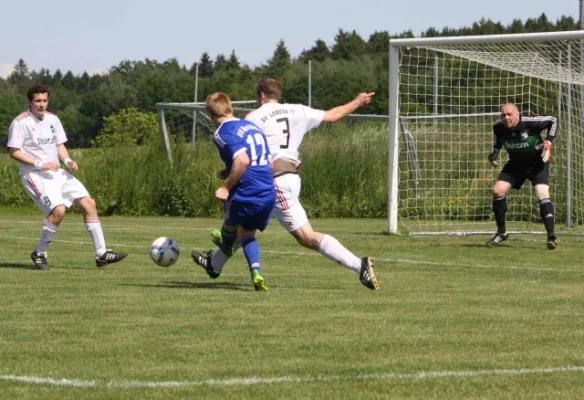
[0,64,15,79]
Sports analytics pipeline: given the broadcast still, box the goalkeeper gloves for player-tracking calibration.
[540,140,552,164]
[488,149,500,167]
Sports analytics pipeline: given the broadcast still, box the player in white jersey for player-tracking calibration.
[7,84,128,270]
[208,78,379,290]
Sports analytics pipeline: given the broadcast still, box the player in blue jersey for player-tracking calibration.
[191,92,275,291]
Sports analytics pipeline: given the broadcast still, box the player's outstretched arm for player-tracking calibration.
[322,92,375,123]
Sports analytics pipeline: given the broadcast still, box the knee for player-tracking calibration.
[78,197,97,213]
[492,184,508,198]
[49,205,66,224]
[295,232,319,250]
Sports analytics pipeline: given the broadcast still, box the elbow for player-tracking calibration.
[323,112,340,123]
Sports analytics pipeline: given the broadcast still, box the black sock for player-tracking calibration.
[539,198,555,236]
[493,196,507,234]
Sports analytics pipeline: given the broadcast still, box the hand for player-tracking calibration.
[42,161,60,172]
[540,140,552,164]
[65,159,79,172]
[215,186,229,202]
[355,92,375,107]
[487,150,499,167]
[217,169,228,180]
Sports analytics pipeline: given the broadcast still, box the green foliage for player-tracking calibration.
[92,107,159,147]
[0,90,25,147]
[0,13,577,149]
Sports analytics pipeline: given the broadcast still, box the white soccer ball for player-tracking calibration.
[150,237,180,267]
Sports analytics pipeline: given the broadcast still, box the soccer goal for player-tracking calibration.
[156,100,257,162]
[388,30,584,235]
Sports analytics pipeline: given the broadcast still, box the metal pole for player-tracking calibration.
[580,0,584,139]
[388,43,400,234]
[567,45,573,228]
[308,60,312,107]
[157,106,173,164]
[434,55,439,127]
[191,63,199,144]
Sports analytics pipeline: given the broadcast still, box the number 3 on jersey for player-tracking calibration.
[246,133,269,166]
[276,117,290,149]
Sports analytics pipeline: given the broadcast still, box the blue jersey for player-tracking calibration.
[213,118,275,204]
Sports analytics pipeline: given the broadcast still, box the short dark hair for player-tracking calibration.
[256,78,282,101]
[27,84,50,101]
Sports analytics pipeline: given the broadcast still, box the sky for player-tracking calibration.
[0,0,579,78]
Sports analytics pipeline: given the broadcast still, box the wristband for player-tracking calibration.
[64,157,72,165]
[34,160,43,170]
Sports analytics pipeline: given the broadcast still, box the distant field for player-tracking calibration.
[1,214,583,399]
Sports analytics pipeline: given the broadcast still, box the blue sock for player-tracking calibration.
[241,236,261,274]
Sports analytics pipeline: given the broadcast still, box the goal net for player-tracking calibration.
[388,30,584,235]
[155,100,257,162]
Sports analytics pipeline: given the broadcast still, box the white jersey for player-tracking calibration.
[7,110,67,175]
[245,103,325,163]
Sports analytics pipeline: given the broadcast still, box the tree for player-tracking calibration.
[267,39,291,73]
[79,72,91,92]
[300,39,330,63]
[53,69,63,84]
[214,54,228,71]
[8,59,30,84]
[0,91,24,147]
[330,29,367,61]
[226,50,241,70]
[62,70,77,91]
[92,107,159,147]
[197,52,214,77]
[367,31,390,54]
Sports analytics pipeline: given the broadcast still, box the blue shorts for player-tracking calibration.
[224,198,275,232]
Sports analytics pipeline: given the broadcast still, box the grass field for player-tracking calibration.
[1,213,584,399]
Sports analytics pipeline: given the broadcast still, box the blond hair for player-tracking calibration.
[205,92,233,119]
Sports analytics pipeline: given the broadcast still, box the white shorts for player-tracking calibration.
[273,174,308,232]
[21,169,90,216]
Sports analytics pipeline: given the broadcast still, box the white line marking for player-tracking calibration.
[0,375,96,387]
[0,236,582,273]
[1,366,583,388]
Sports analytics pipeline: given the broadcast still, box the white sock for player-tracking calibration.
[85,219,107,257]
[35,219,57,252]
[317,234,361,273]
[210,248,230,274]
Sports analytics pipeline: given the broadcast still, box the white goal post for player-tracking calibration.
[388,30,584,235]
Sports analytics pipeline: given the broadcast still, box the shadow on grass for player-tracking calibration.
[123,280,253,291]
[0,262,37,269]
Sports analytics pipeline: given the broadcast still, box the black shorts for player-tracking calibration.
[497,157,549,189]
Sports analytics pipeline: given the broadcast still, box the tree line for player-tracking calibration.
[0,13,578,148]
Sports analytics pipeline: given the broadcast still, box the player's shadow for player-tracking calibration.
[123,281,252,291]
[0,262,36,269]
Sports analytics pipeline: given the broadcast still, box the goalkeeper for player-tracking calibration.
[486,103,558,249]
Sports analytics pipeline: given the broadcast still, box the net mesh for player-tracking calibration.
[395,36,584,234]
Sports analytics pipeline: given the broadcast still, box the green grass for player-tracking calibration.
[1,214,584,399]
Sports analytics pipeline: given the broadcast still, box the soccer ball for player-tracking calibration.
[150,237,180,267]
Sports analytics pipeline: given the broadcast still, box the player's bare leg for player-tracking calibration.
[290,221,378,290]
[75,196,127,267]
